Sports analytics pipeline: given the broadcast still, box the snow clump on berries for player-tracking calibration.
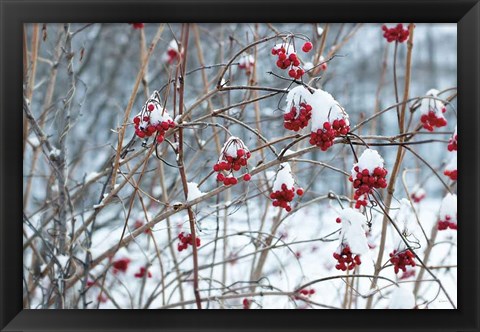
[447,125,457,151]
[349,148,388,209]
[438,193,457,230]
[272,163,295,192]
[338,208,369,255]
[133,91,175,142]
[419,89,447,131]
[443,151,457,181]
[410,185,426,203]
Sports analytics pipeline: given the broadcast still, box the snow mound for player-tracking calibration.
[439,193,457,224]
[352,148,384,175]
[187,182,203,202]
[339,208,369,255]
[285,86,348,132]
[445,151,457,172]
[420,89,446,116]
[273,163,294,191]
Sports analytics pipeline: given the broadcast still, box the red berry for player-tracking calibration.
[243,174,251,181]
[302,41,313,52]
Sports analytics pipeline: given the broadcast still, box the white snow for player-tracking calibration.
[285,86,310,113]
[283,149,296,156]
[137,91,173,128]
[152,186,162,196]
[49,147,61,159]
[445,151,457,172]
[186,182,203,201]
[439,193,457,224]
[85,171,101,183]
[285,86,348,132]
[273,43,295,56]
[265,170,276,188]
[351,148,384,175]
[303,62,313,71]
[338,208,369,255]
[390,286,416,309]
[317,26,324,36]
[272,163,295,191]
[411,185,426,200]
[173,114,182,125]
[239,54,254,67]
[168,39,179,52]
[28,135,40,148]
[220,137,249,159]
[420,89,446,117]
[148,106,172,126]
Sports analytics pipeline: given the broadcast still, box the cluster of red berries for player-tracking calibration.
[214,138,252,186]
[270,184,303,212]
[382,24,409,43]
[447,133,457,151]
[309,119,350,151]
[420,109,447,131]
[164,40,182,64]
[238,55,255,75]
[129,23,145,29]
[133,101,175,143]
[437,215,457,231]
[166,48,180,64]
[349,166,388,209]
[177,232,201,252]
[283,101,312,131]
[333,245,362,271]
[294,288,315,300]
[444,168,457,181]
[271,41,312,79]
[134,267,152,279]
[411,190,426,203]
[242,298,251,309]
[112,258,131,274]
[389,249,416,274]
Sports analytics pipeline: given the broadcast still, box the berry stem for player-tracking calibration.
[366,23,415,309]
[110,25,164,190]
[175,24,203,310]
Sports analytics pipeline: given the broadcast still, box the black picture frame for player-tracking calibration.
[1,0,479,331]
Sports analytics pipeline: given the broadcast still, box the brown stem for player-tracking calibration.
[175,24,202,309]
[366,23,415,309]
[110,25,164,189]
